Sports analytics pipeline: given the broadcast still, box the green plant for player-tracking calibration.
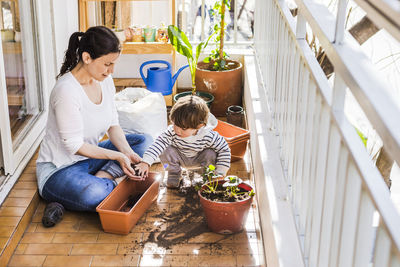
[223,175,255,199]
[201,165,255,199]
[203,0,230,71]
[201,164,221,193]
[168,25,214,95]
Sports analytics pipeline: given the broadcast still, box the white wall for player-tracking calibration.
[51,1,79,75]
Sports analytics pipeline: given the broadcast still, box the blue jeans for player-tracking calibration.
[41,133,152,212]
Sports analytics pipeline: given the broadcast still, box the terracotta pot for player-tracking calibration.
[195,60,243,116]
[226,105,245,128]
[96,172,160,234]
[213,120,250,162]
[198,180,254,234]
[173,91,214,108]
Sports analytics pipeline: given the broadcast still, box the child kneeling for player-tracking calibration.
[136,95,231,188]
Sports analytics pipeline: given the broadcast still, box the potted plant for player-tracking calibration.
[168,25,215,106]
[198,165,255,234]
[195,0,243,116]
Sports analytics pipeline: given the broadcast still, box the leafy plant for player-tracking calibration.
[201,165,255,200]
[223,175,255,199]
[168,25,214,95]
[201,164,221,194]
[203,0,230,71]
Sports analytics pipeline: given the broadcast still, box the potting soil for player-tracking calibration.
[120,193,144,212]
[140,172,231,249]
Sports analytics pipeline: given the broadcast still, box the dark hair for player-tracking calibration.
[170,95,209,129]
[57,26,121,79]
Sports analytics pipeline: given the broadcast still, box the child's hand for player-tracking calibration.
[134,162,150,179]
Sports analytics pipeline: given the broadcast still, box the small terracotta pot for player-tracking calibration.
[96,172,160,234]
[226,105,244,128]
[195,60,243,116]
[199,180,254,234]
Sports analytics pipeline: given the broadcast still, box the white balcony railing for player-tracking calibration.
[250,0,400,266]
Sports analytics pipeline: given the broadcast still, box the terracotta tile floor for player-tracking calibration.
[7,150,265,266]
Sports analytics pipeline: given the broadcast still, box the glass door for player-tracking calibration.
[0,0,44,175]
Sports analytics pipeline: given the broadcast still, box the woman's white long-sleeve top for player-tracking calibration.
[37,72,119,168]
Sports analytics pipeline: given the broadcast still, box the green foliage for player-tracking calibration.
[222,175,243,198]
[202,164,220,194]
[355,127,368,147]
[205,0,231,71]
[201,165,255,199]
[168,25,214,93]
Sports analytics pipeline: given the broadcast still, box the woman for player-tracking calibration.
[36,26,152,227]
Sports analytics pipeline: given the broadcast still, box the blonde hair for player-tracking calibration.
[170,95,209,129]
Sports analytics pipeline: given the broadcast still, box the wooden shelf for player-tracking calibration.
[2,42,21,54]
[114,78,145,88]
[121,42,173,54]
[79,0,176,105]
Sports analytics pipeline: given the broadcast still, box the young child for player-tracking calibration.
[135,95,231,188]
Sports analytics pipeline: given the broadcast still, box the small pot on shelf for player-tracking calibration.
[113,29,126,43]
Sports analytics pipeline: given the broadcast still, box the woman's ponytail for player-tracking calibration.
[57,32,84,79]
[56,26,120,79]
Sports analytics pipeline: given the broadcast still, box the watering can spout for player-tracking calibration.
[172,64,189,87]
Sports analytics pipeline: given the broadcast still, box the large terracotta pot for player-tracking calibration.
[195,60,243,116]
[198,180,253,234]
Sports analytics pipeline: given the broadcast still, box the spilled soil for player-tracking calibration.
[140,172,231,250]
[141,177,208,249]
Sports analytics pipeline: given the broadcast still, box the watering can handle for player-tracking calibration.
[139,60,171,83]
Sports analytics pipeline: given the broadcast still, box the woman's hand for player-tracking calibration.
[134,162,150,178]
[107,126,142,165]
[115,152,137,178]
[124,150,142,165]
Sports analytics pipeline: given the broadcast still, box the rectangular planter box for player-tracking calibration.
[96,172,160,234]
[214,120,250,162]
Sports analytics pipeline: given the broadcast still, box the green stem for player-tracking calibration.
[219,0,225,61]
[191,59,197,95]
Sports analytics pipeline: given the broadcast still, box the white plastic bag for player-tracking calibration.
[115,87,168,140]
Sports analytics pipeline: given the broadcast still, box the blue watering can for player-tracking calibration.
[139,60,189,96]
